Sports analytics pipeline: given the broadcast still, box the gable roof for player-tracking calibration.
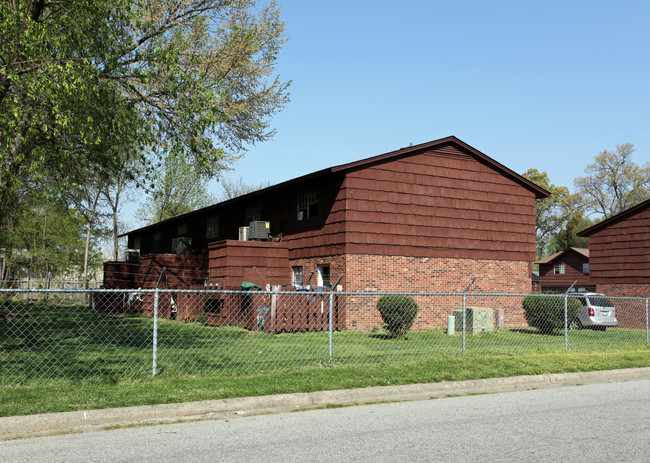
[577,198,650,237]
[534,247,589,265]
[123,135,550,236]
[330,136,550,199]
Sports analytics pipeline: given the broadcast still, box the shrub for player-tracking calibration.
[376,295,419,338]
[522,294,581,334]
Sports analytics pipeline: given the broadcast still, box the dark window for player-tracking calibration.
[206,216,219,239]
[297,188,318,220]
[588,296,614,307]
[204,299,223,314]
[318,264,330,287]
[246,206,261,225]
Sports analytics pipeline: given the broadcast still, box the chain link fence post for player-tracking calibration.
[564,281,577,350]
[646,296,649,347]
[152,289,159,377]
[461,278,476,355]
[152,268,166,377]
[564,293,569,349]
[328,291,333,362]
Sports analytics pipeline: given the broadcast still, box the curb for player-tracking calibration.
[2,367,649,439]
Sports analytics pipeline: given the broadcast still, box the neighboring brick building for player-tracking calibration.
[535,247,594,293]
[103,136,549,330]
[577,198,650,298]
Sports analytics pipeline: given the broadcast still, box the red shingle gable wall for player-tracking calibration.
[339,144,537,262]
[588,206,650,284]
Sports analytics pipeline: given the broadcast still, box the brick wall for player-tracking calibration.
[596,283,650,329]
[288,254,531,332]
[289,255,347,289]
[344,254,531,293]
[598,283,650,299]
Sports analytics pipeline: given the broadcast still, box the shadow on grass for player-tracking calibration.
[510,328,562,337]
[369,333,411,341]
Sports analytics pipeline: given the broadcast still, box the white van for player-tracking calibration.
[567,292,618,331]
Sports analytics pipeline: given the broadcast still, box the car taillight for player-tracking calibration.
[588,307,595,317]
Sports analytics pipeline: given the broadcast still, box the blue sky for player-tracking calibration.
[130,0,650,222]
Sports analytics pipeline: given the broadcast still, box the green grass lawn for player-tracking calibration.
[1,302,648,417]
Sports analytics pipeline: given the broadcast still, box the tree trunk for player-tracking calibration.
[112,211,119,261]
[83,222,91,289]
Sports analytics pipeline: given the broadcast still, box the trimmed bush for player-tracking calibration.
[376,295,419,338]
[523,294,581,334]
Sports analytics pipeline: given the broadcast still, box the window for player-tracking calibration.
[317,264,330,287]
[554,263,566,275]
[152,231,161,250]
[206,215,219,239]
[297,187,318,221]
[245,206,261,225]
[292,266,303,286]
[177,223,187,236]
[582,263,590,275]
[204,298,223,314]
[132,235,141,250]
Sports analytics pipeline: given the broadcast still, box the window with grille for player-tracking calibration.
[297,187,318,221]
[292,266,303,286]
[554,263,566,274]
[245,206,261,225]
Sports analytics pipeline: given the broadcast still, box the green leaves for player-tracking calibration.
[574,143,650,218]
[522,169,580,257]
[1,0,289,266]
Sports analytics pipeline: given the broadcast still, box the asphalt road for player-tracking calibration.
[2,379,649,462]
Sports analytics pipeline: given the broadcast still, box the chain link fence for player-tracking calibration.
[1,288,648,386]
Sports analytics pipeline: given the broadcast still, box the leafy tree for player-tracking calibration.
[1,198,100,282]
[574,143,650,218]
[1,0,290,239]
[135,154,217,224]
[102,155,146,261]
[64,172,110,285]
[522,169,581,257]
[548,214,596,253]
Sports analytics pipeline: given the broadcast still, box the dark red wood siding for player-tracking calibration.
[282,175,348,259]
[123,138,543,284]
[340,143,537,261]
[103,255,206,289]
[208,240,290,288]
[588,206,650,284]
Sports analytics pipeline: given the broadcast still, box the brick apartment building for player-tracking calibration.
[102,136,548,330]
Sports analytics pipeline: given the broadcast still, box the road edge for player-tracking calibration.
[2,367,649,439]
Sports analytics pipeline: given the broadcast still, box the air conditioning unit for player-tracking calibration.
[249,221,270,240]
[126,249,140,261]
[239,226,250,241]
[451,307,494,334]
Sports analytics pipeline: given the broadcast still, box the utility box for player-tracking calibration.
[495,309,505,329]
[452,307,494,334]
